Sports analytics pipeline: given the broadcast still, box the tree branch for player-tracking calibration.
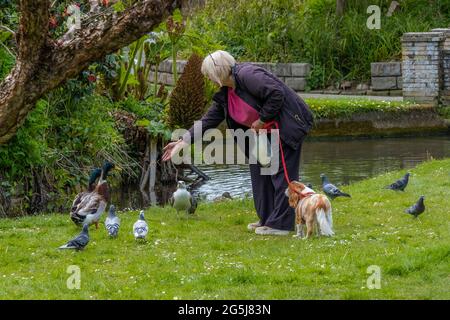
[0,0,181,145]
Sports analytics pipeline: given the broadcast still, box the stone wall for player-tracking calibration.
[149,60,312,92]
[370,62,403,96]
[432,28,450,106]
[401,32,445,104]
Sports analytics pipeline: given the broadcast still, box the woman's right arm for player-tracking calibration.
[162,101,225,161]
[181,100,226,144]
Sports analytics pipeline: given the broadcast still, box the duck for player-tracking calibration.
[70,161,115,228]
[70,168,102,225]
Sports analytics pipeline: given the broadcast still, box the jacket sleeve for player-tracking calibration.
[238,67,285,122]
[182,101,225,144]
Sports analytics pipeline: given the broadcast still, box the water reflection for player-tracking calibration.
[112,136,450,207]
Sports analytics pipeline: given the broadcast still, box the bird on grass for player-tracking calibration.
[405,196,425,218]
[133,210,148,240]
[105,205,120,237]
[169,181,197,216]
[214,192,233,202]
[59,224,89,250]
[320,174,351,200]
[70,168,101,225]
[70,161,116,229]
[386,172,410,191]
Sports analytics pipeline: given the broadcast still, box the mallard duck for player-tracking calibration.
[70,161,115,228]
[70,168,102,225]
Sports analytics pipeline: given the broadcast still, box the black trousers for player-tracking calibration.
[249,139,303,231]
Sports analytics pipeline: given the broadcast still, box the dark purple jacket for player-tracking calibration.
[184,63,314,150]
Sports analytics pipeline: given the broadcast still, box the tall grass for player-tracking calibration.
[189,0,450,87]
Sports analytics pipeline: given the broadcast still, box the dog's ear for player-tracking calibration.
[288,191,299,208]
[289,181,305,192]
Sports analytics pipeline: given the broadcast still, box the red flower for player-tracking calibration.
[49,16,58,29]
[87,74,97,83]
[102,0,109,6]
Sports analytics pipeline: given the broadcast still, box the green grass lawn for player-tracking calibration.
[0,159,449,300]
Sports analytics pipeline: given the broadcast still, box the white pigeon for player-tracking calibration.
[169,181,197,217]
[133,210,148,240]
[105,205,120,237]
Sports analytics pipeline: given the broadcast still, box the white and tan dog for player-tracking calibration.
[285,181,334,239]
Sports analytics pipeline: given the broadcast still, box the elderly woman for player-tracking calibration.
[163,50,313,235]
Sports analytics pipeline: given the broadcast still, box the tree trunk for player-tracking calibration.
[336,0,346,16]
[0,0,180,145]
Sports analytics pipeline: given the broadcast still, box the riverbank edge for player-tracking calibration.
[310,105,449,138]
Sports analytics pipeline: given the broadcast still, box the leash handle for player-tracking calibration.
[262,120,291,185]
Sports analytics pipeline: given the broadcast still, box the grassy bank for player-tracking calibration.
[305,98,418,119]
[0,159,449,299]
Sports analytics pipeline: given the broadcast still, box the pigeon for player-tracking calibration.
[133,210,148,240]
[59,224,90,250]
[169,181,197,216]
[405,196,425,218]
[105,205,120,237]
[320,174,351,200]
[386,172,410,191]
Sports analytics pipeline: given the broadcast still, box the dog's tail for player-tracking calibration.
[316,196,334,236]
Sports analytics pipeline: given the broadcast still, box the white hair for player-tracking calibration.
[201,50,236,86]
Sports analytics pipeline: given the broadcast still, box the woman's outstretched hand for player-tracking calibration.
[162,139,189,162]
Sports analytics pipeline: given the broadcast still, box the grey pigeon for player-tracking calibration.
[386,172,410,191]
[320,174,351,200]
[59,224,89,250]
[105,205,120,237]
[405,196,425,218]
[169,181,197,216]
[133,210,148,240]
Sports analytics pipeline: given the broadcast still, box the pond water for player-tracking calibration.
[190,135,450,201]
[113,135,450,207]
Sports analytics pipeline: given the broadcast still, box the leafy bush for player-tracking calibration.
[0,80,128,213]
[189,0,450,87]
[0,47,14,80]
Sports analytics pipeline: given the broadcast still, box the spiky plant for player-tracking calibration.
[167,53,207,129]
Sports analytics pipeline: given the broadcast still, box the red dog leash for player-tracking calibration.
[262,120,291,185]
[262,121,313,198]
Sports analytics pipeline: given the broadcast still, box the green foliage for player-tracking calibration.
[437,105,450,119]
[0,47,14,80]
[0,159,449,299]
[305,98,418,119]
[189,0,450,86]
[0,80,127,213]
[167,53,207,129]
